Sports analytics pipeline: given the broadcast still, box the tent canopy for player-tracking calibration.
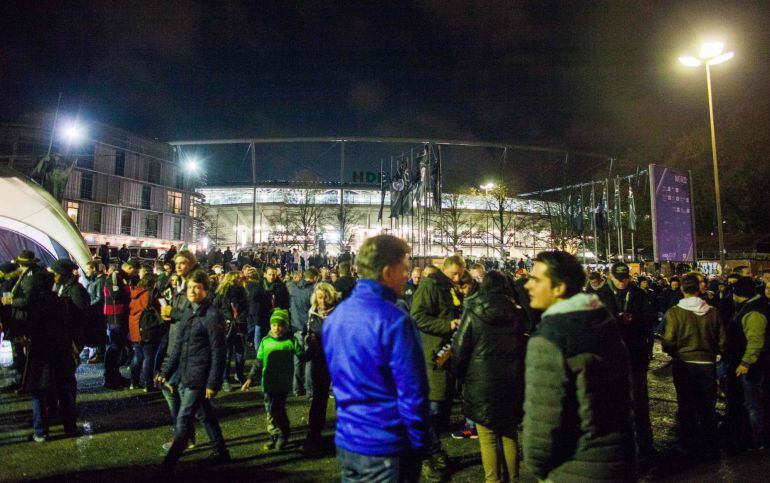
[0,165,91,269]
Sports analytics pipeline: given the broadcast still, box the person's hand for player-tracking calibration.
[241,379,252,392]
[736,364,750,377]
[160,305,172,320]
[206,388,217,399]
[450,319,460,331]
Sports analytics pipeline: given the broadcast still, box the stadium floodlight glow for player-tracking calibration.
[699,41,724,59]
[480,183,495,190]
[60,121,86,145]
[678,56,702,67]
[184,158,200,173]
[707,51,734,65]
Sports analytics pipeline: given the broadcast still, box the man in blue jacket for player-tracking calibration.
[323,235,431,482]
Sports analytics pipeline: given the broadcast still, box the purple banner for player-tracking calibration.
[649,164,696,262]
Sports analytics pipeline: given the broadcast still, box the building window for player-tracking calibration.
[80,173,93,200]
[78,156,94,170]
[173,217,182,240]
[188,195,196,217]
[147,160,161,184]
[121,210,132,235]
[66,201,79,223]
[91,205,102,233]
[141,185,151,210]
[115,151,125,176]
[144,214,158,238]
[176,173,184,190]
[168,191,182,214]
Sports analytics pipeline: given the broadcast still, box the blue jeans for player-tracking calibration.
[337,447,421,483]
[31,375,77,437]
[223,329,245,382]
[164,385,226,465]
[293,330,311,395]
[104,322,128,382]
[741,366,770,446]
[130,342,160,387]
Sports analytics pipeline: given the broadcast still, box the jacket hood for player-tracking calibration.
[542,293,604,318]
[677,296,711,316]
[465,289,519,326]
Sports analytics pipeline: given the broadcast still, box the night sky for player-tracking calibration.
[2,1,768,185]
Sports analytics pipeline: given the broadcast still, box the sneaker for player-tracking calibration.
[263,436,277,451]
[28,433,48,443]
[222,381,232,392]
[451,425,478,440]
[162,440,195,453]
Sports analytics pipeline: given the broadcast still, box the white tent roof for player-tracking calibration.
[0,166,92,269]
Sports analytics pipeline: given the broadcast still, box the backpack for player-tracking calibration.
[139,289,165,343]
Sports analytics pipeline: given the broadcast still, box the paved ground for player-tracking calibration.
[2,343,770,482]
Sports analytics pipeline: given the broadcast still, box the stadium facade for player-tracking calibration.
[198,182,551,258]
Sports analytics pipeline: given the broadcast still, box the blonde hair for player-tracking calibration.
[216,272,241,296]
[311,282,340,309]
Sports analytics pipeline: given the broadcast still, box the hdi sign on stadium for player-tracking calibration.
[350,171,382,184]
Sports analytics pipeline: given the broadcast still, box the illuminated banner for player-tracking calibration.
[649,164,697,262]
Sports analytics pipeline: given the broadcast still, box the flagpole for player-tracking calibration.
[605,179,612,262]
[617,176,624,261]
[592,182,598,265]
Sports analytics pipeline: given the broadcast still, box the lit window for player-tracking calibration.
[66,201,80,223]
[168,191,182,214]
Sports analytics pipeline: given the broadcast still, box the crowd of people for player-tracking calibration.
[1,238,769,482]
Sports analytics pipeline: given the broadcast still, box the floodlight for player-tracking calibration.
[678,56,702,67]
[185,158,199,173]
[699,42,724,59]
[60,121,85,144]
[707,51,734,65]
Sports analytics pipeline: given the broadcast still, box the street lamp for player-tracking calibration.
[59,120,86,146]
[184,157,200,174]
[679,41,733,273]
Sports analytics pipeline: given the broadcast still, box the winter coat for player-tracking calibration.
[212,285,248,326]
[249,333,304,393]
[103,270,132,326]
[55,278,91,349]
[597,282,657,372]
[450,287,526,431]
[12,268,76,393]
[410,270,462,401]
[324,279,431,456]
[726,295,770,371]
[162,300,226,390]
[288,280,314,332]
[260,280,290,327]
[128,286,161,343]
[84,273,105,306]
[160,274,197,374]
[333,275,357,301]
[245,280,265,331]
[524,293,636,482]
[662,297,725,363]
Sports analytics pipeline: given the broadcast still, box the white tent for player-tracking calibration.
[0,166,91,269]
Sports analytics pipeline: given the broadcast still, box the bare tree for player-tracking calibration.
[434,193,478,255]
[336,204,363,251]
[197,204,227,246]
[286,189,333,249]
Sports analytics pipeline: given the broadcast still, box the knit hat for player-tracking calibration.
[49,258,79,276]
[14,250,39,266]
[269,308,290,326]
[733,276,757,298]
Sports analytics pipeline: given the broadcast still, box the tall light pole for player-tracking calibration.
[679,42,734,273]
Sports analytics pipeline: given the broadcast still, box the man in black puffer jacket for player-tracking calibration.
[451,271,527,482]
[523,251,636,482]
[158,270,229,469]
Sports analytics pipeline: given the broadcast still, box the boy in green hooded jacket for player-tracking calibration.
[242,308,305,450]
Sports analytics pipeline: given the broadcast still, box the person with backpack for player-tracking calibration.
[128,271,164,391]
[103,259,140,389]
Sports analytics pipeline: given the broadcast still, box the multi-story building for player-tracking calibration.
[0,117,198,254]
